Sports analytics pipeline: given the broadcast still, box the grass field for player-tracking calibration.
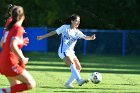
[0,52,140,93]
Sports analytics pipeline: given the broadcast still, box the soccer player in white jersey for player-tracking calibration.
[37,14,96,88]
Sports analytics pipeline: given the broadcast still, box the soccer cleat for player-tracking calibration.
[65,83,74,89]
[77,79,89,86]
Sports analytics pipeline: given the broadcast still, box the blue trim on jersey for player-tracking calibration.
[61,37,64,53]
[63,52,66,57]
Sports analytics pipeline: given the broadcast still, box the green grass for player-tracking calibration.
[0,52,140,93]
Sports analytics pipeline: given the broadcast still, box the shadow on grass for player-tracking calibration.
[39,86,129,90]
[40,86,64,89]
[27,67,140,74]
[27,62,140,70]
[26,53,140,74]
[114,84,140,86]
[39,86,138,93]
[28,62,67,68]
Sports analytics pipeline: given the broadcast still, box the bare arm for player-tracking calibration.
[0,37,4,47]
[37,31,57,40]
[82,34,96,40]
[10,37,29,64]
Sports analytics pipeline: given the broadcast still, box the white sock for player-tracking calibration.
[0,88,11,93]
[6,88,10,93]
[66,74,75,84]
[70,64,81,80]
[0,89,3,93]
[0,88,10,93]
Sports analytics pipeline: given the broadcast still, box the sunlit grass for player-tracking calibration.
[0,52,140,93]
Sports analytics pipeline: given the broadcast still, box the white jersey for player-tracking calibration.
[56,25,86,54]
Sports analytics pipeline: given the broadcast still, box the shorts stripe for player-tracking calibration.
[63,52,66,57]
[61,37,64,53]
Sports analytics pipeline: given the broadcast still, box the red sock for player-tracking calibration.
[11,84,28,93]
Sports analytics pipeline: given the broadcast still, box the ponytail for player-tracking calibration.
[6,20,16,31]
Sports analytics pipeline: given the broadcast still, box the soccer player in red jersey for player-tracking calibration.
[0,6,36,93]
[0,4,29,48]
[4,4,14,28]
[0,4,16,75]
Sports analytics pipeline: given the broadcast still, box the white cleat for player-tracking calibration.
[65,83,74,89]
[77,79,89,86]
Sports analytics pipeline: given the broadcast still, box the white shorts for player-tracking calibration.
[58,51,76,59]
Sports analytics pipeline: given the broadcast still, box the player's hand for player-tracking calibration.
[91,34,96,40]
[21,57,29,64]
[37,36,44,40]
[23,37,29,46]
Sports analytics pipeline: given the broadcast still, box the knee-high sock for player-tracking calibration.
[70,64,81,80]
[0,84,28,93]
[10,84,28,93]
[66,74,75,84]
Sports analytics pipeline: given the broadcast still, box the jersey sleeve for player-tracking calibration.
[55,25,65,35]
[77,30,86,39]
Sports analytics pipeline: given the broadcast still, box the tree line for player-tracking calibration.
[0,0,140,30]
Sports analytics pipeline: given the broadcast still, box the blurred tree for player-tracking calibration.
[0,0,140,29]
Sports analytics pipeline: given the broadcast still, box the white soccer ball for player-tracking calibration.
[90,72,102,84]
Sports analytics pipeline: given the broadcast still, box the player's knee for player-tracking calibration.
[76,65,82,71]
[65,61,72,66]
[27,80,36,89]
[78,67,81,71]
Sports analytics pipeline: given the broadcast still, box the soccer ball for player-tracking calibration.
[90,72,102,84]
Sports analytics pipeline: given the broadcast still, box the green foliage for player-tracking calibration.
[0,0,140,29]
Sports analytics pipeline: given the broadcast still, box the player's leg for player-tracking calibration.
[58,52,88,88]
[63,56,88,87]
[63,56,82,80]
[1,69,36,93]
[58,51,75,88]
[63,56,76,88]
[65,56,82,87]
[65,56,81,87]
[7,77,22,86]
[65,74,75,88]
[0,77,21,93]
[73,56,81,72]
[73,56,89,85]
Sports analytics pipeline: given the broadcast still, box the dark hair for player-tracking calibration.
[4,4,17,19]
[6,6,24,31]
[8,4,17,17]
[64,14,80,24]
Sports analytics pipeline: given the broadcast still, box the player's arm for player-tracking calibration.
[10,37,28,64]
[37,31,57,40]
[82,34,96,40]
[0,37,4,47]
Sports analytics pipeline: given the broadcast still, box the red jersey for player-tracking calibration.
[1,17,12,48]
[0,24,25,76]
[3,17,12,34]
